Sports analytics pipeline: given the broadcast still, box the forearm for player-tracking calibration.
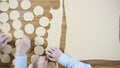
[58,53,92,68]
[15,55,27,68]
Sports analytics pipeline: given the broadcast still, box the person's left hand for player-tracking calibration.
[0,33,9,51]
[15,36,31,56]
[37,56,48,68]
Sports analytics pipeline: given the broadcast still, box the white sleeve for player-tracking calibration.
[58,53,92,68]
[15,55,27,68]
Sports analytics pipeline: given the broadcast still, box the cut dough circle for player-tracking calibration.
[9,0,18,9]
[39,17,50,27]
[1,23,10,33]
[31,55,39,63]
[34,36,44,46]
[25,24,34,34]
[0,54,10,63]
[0,13,9,23]
[35,27,46,36]
[23,12,34,21]
[0,2,9,11]
[13,29,24,39]
[12,20,22,30]
[4,33,12,42]
[11,48,16,56]
[33,6,44,16]
[10,10,20,20]
[21,0,31,10]
[34,46,44,55]
[2,44,12,54]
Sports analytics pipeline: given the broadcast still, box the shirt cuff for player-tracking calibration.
[58,53,71,67]
[15,55,27,68]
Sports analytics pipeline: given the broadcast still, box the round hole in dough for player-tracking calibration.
[34,46,44,55]
[25,23,34,34]
[0,54,10,63]
[23,12,34,21]
[48,62,56,68]
[34,36,44,46]
[13,29,24,39]
[4,33,12,42]
[39,17,50,27]
[35,27,46,36]
[0,13,9,23]
[31,55,39,63]
[33,6,44,16]
[21,0,31,10]
[11,48,16,56]
[2,44,12,54]
[0,2,9,11]
[1,23,10,33]
[10,10,20,20]
[12,20,22,30]
[9,0,18,9]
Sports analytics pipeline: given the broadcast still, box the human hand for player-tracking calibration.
[37,56,48,68]
[46,47,63,62]
[15,36,31,56]
[0,34,9,51]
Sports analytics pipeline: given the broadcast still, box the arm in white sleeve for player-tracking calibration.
[15,55,27,68]
[58,53,92,68]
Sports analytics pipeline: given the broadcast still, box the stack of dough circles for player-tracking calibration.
[9,0,18,9]
[13,29,24,39]
[35,27,46,36]
[10,10,20,20]
[21,0,31,10]
[47,62,56,68]
[23,12,34,21]
[0,13,9,23]
[33,6,44,16]
[0,2,9,11]
[11,48,16,56]
[4,33,12,42]
[34,36,44,46]
[0,54,10,63]
[39,17,50,27]
[25,23,34,34]
[31,55,39,63]
[34,46,44,55]
[28,63,34,68]
[12,20,22,30]
[2,44,12,54]
[1,23,10,33]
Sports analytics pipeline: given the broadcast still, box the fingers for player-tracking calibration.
[38,56,48,63]
[0,35,9,43]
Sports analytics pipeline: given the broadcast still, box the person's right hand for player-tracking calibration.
[37,56,48,68]
[0,34,9,51]
[15,36,31,56]
[45,47,63,62]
